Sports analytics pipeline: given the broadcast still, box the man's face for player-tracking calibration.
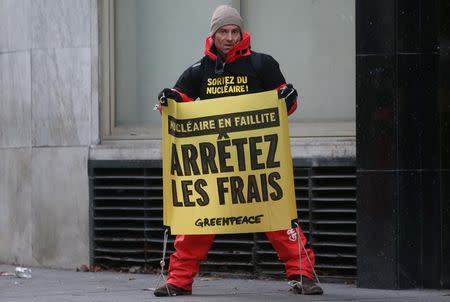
[213,24,242,56]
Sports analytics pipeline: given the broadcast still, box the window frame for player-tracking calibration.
[101,0,161,141]
[100,0,355,142]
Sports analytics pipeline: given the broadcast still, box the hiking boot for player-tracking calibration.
[154,283,192,297]
[288,276,323,295]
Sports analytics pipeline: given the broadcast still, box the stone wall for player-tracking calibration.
[0,0,98,268]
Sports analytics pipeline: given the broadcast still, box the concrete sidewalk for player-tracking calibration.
[1,264,449,302]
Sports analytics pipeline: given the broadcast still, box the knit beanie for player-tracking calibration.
[210,5,243,36]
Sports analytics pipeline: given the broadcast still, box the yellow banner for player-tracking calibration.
[162,91,297,234]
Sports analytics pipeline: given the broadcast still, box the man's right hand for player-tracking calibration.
[158,88,181,106]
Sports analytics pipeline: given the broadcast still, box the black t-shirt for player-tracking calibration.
[174,52,286,101]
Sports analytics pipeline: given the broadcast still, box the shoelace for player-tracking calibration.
[288,280,304,291]
[154,229,171,294]
[292,222,321,293]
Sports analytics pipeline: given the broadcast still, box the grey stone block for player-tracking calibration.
[0,148,33,265]
[31,0,90,49]
[32,48,91,146]
[0,51,32,148]
[31,146,89,268]
[0,0,31,52]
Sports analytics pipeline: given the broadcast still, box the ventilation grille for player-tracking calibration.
[90,162,356,281]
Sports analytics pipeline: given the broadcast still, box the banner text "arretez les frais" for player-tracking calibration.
[169,108,284,208]
[170,134,283,207]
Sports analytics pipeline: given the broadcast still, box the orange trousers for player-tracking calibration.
[166,226,315,290]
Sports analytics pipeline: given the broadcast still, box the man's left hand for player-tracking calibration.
[278,84,298,109]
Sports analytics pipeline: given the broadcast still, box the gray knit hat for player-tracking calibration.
[210,5,243,36]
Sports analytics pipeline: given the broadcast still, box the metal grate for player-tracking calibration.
[253,166,357,281]
[89,161,356,281]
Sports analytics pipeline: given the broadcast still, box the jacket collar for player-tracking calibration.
[204,32,252,63]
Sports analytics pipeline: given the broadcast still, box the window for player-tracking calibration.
[101,0,355,141]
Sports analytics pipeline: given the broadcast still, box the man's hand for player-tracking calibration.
[158,88,181,106]
[278,84,298,111]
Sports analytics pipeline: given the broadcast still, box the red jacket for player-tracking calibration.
[172,32,297,115]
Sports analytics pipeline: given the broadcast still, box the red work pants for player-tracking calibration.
[166,226,315,291]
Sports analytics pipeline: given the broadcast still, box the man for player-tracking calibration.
[155,5,323,297]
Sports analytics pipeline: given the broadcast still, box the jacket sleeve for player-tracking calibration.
[173,60,203,102]
[260,55,298,115]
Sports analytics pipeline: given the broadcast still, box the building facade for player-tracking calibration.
[0,0,448,289]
